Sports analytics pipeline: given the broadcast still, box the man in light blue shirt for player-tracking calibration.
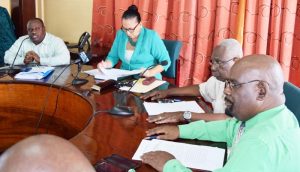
[141,54,300,172]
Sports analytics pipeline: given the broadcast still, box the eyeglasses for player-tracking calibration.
[225,79,269,89]
[210,57,236,67]
[121,22,140,33]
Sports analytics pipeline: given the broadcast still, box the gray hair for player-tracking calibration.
[218,39,243,58]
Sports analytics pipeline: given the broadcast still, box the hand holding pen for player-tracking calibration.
[145,134,160,140]
[145,125,180,141]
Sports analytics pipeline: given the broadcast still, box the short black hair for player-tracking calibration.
[122,5,141,23]
[27,18,45,28]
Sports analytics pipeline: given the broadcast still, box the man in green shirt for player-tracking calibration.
[141,54,300,172]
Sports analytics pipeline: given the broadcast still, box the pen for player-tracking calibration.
[145,135,159,140]
[157,98,182,103]
[173,99,182,102]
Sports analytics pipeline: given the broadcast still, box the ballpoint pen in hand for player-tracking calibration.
[145,134,159,140]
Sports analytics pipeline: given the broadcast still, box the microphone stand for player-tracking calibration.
[72,62,88,85]
[4,37,29,75]
[108,65,155,116]
[108,61,168,116]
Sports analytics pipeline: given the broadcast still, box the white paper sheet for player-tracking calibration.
[132,139,225,171]
[143,101,204,116]
[119,78,166,93]
[84,68,142,80]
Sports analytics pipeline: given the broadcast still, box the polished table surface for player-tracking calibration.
[0,65,225,172]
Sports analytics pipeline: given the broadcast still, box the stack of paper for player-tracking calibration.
[143,101,204,116]
[132,139,225,171]
[84,68,142,80]
[14,66,55,80]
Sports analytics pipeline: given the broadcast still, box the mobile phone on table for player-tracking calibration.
[94,154,141,172]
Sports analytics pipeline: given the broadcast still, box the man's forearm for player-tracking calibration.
[191,113,230,122]
[167,85,200,97]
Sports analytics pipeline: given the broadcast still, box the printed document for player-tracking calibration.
[84,68,142,80]
[132,139,225,171]
[143,101,204,116]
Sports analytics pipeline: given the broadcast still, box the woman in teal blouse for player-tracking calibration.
[97,5,171,79]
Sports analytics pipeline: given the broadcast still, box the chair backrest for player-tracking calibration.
[284,82,300,124]
[161,39,182,79]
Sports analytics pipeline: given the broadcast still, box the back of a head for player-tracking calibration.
[122,5,141,23]
[0,134,95,172]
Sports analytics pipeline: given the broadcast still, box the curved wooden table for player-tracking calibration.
[0,65,219,171]
[0,65,165,171]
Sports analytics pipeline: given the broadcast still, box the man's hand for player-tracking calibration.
[147,112,184,124]
[146,125,179,140]
[141,90,169,100]
[24,51,34,64]
[24,51,40,64]
[141,151,175,172]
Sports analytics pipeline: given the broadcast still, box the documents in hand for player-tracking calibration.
[84,67,142,80]
[143,101,204,116]
[132,139,225,171]
[119,78,166,93]
[14,66,55,80]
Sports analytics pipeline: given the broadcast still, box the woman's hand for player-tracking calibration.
[142,68,155,77]
[97,60,112,69]
[141,64,164,77]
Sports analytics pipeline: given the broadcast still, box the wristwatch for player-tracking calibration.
[183,111,192,122]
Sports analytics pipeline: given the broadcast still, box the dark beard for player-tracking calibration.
[225,107,233,117]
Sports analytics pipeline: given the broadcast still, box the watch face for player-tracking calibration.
[183,111,192,120]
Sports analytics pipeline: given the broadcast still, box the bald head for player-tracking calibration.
[224,54,285,121]
[0,134,95,172]
[232,54,284,93]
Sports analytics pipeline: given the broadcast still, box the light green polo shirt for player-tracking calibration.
[163,105,300,172]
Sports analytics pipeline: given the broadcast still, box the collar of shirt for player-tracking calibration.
[27,32,49,46]
[39,32,50,46]
[244,104,286,131]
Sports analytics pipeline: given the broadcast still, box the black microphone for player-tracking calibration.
[72,51,92,85]
[4,36,29,75]
[108,60,168,116]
